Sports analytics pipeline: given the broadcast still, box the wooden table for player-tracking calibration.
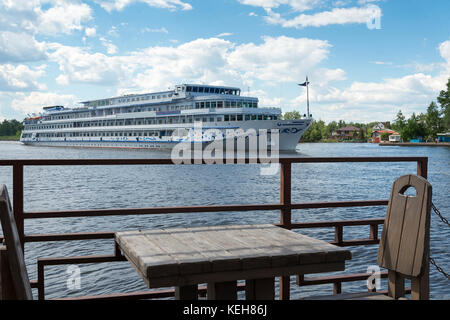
[115,224,352,300]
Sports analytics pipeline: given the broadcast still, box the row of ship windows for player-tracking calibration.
[24,131,170,138]
[195,101,257,109]
[86,93,174,107]
[26,114,279,130]
[43,101,258,121]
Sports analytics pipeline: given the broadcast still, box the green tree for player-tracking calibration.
[358,127,366,142]
[0,119,23,137]
[437,77,450,131]
[282,111,303,120]
[401,113,427,141]
[425,101,442,140]
[392,110,406,132]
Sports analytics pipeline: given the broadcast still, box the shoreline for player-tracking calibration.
[379,142,450,147]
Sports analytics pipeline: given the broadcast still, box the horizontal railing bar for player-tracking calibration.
[24,204,283,219]
[22,200,388,219]
[38,254,126,266]
[0,156,428,166]
[291,200,388,210]
[0,218,386,243]
[298,272,389,286]
[285,218,385,229]
[331,239,380,247]
[55,283,247,301]
[24,232,115,242]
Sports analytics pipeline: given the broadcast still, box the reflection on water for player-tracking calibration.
[0,141,449,299]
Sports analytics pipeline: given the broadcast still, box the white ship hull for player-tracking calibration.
[21,120,311,151]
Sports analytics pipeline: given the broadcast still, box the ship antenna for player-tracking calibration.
[298,76,310,118]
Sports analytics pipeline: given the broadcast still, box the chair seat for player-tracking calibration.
[303,291,394,300]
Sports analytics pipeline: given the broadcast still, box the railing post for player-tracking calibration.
[37,260,45,300]
[415,158,429,300]
[13,163,25,251]
[417,158,428,179]
[334,226,343,245]
[279,160,292,300]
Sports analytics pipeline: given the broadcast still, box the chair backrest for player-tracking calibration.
[0,185,33,300]
[377,175,432,277]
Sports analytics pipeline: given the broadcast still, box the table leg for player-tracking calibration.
[175,285,198,300]
[245,278,275,300]
[207,281,237,300]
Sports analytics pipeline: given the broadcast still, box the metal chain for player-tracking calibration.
[430,258,450,280]
[430,202,450,280]
[432,202,450,227]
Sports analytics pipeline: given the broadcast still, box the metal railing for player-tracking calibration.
[0,156,428,300]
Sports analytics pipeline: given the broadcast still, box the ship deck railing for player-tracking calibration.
[0,156,428,300]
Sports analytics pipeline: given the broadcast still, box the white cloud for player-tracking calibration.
[142,27,169,34]
[0,31,47,63]
[237,0,321,12]
[264,5,382,28]
[11,91,78,115]
[0,0,93,36]
[99,37,118,54]
[48,44,129,85]
[0,64,46,91]
[46,36,342,95]
[217,32,233,37]
[228,36,339,83]
[85,27,97,37]
[97,0,193,12]
[37,1,92,35]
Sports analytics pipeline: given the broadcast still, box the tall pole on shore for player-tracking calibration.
[298,76,310,118]
[306,76,310,118]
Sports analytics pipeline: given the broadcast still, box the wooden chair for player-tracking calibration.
[304,174,432,300]
[0,184,33,300]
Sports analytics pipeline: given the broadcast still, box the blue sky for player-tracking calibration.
[0,0,449,123]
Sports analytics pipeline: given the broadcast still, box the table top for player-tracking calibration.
[115,224,352,288]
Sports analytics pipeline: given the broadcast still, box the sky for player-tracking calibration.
[0,0,449,123]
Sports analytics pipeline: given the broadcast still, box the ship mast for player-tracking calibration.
[298,76,310,118]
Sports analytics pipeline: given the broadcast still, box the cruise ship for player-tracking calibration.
[20,84,312,151]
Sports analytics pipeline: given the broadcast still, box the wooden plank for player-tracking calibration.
[1,246,17,299]
[0,185,32,300]
[200,225,271,270]
[253,225,351,264]
[141,229,212,276]
[396,175,426,275]
[241,226,299,268]
[245,278,275,300]
[115,231,178,278]
[378,175,410,270]
[147,262,345,288]
[179,225,267,270]
[207,281,237,300]
[168,227,241,272]
[388,270,404,299]
[378,175,432,278]
[175,285,198,300]
[411,178,432,277]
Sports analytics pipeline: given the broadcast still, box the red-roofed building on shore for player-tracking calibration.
[372,129,400,143]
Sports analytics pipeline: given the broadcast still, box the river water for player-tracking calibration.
[0,141,448,300]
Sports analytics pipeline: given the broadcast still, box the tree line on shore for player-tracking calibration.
[285,77,450,143]
[0,119,23,139]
